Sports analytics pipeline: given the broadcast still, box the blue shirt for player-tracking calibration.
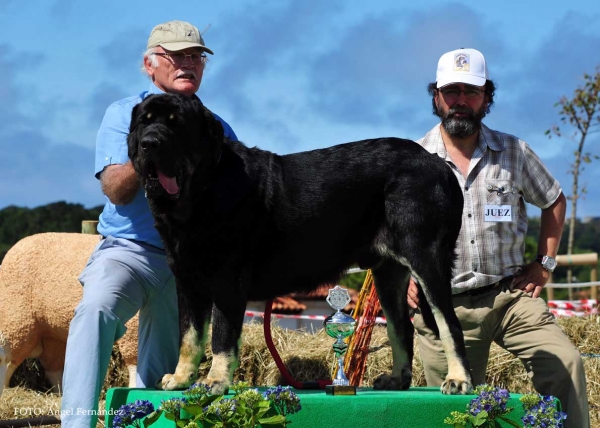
[95,84,238,249]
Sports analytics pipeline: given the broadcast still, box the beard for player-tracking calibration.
[438,104,487,138]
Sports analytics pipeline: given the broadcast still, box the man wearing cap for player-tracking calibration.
[407,48,589,427]
[60,20,237,428]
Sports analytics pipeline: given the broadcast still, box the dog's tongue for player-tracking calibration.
[157,171,179,194]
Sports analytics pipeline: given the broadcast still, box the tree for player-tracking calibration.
[546,67,600,285]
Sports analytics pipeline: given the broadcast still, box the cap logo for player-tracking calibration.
[453,53,470,72]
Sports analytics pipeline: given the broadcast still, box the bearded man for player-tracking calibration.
[406,48,589,428]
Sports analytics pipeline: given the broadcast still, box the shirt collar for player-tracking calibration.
[144,84,202,103]
[147,83,164,97]
[422,123,505,159]
[479,123,505,152]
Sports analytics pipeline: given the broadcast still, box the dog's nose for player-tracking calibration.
[140,137,159,152]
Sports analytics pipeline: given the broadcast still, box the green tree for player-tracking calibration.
[546,66,600,285]
[0,201,103,262]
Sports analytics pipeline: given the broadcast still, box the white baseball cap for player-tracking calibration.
[436,48,488,88]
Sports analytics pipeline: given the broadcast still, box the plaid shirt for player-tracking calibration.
[417,124,562,294]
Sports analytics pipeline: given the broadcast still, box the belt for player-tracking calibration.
[455,276,514,297]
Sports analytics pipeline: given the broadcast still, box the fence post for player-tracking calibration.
[81,220,99,235]
[546,272,554,301]
[553,253,599,301]
[591,265,597,300]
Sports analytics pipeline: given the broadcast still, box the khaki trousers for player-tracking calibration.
[413,282,590,428]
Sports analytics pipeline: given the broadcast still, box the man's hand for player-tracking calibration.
[407,277,420,309]
[511,262,550,298]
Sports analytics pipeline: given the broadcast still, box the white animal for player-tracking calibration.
[0,233,138,394]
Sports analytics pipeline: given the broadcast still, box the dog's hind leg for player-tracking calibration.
[409,250,473,394]
[371,260,414,391]
[158,282,212,391]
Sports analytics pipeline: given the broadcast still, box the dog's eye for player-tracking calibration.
[169,114,175,120]
[146,113,153,120]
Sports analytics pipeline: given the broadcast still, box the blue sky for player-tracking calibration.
[1,0,599,218]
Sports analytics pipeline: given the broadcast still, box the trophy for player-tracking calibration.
[324,285,357,395]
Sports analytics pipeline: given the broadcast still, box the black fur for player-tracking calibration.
[128,93,473,394]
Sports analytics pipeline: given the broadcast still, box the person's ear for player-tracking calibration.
[144,55,155,78]
[434,89,441,108]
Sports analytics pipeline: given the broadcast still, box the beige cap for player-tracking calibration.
[436,48,488,88]
[147,20,214,54]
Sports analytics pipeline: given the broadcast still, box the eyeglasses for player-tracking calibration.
[153,51,207,64]
[439,87,484,100]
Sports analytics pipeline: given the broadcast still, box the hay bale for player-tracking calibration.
[3,315,599,427]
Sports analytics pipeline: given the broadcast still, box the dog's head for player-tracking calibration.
[128,93,224,204]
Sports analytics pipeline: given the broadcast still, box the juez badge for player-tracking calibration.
[484,205,512,222]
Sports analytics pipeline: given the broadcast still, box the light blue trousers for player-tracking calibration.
[61,236,179,428]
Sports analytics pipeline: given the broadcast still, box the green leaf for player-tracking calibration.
[258,414,288,425]
[183,404,204,416]
[471,410,489,427]
[143,410,163,427]
[497,415,522,427]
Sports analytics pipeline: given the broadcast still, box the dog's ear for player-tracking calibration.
[198,104,225,164]
[129,102,141,133]
[127,102,143,162]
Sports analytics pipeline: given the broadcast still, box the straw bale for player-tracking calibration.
[2,315,598,428]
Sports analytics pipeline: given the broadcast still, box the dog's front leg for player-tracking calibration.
[158,281,212,390]
[204,283,247,395]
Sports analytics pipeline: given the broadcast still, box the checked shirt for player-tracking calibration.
[417,124,561,294]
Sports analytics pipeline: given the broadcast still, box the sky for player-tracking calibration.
[1,0,599,219]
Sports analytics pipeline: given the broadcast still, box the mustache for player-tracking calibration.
[176,70,197,80]
[446,106,476,118]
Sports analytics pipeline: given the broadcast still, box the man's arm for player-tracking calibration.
[512,192,566,298]
[100,161,140,205]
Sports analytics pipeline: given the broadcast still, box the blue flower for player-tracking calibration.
[263,386,302,416]
[113,400,154,428]
[521,394,567,428]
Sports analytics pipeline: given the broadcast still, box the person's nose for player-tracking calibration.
[179,55,195,68]
[454,91,468,105]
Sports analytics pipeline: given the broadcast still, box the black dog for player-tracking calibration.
[128,93,472,395]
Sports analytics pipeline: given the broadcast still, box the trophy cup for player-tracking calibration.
[324,285,357,395]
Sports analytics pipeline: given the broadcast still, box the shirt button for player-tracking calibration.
[471,240,475,244]
[464,186,469,191]
[468,214,472,218]
[474,268,478,272]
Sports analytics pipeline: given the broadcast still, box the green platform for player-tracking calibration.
[105,386,532,428]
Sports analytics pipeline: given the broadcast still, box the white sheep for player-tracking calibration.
[0,232,138,394]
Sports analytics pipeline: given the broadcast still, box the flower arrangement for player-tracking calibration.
[444,384,567,428]
[112,382,302,428]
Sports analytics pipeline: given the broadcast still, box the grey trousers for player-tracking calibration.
[413,283,590,428]
[61,236,179,428]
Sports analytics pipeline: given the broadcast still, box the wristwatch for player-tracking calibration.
[535,255,557,272]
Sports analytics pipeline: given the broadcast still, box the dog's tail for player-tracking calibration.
[417,286,440,337]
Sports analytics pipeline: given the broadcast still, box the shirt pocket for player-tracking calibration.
[485,179,519,205]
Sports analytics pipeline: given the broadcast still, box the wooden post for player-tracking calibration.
[554,253,598,301]
[591,265,597,300]
[81,220,99,235]
[546,272,554,301]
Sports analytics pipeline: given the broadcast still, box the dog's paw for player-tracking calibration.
[156,372,195,391]
[440,378,472,395]
[372,371,411,391]
[204,377,230,395]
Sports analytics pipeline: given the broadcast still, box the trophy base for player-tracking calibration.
[325,385,357,396]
